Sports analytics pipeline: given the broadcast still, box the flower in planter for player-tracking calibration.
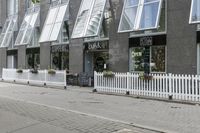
[48,69,56,75]
[103,70,115,78]
[139,72,153,80]
[30,69,38,74]
[16,69,23,73]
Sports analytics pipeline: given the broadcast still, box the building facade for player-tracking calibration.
[0,0,199,77]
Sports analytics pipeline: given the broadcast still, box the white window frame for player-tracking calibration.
[39,1,69,43]
[71,0,107,39]
[0,15,18,48]
[189,0,200,24]
[15,5,40,46]
[118,0,163,33]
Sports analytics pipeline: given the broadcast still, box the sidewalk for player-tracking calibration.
[0,83,200,133]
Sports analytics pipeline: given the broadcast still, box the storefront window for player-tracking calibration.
[130,46,165,73]
[26,48,40,69]
[151,46,165,72]
[51,45,69,70]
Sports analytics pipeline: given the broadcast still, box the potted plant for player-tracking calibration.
[16,69,23,73]
[48,69,56,75]
[139,72,153,80]
[103,70,115,78]
[30,69,38,74]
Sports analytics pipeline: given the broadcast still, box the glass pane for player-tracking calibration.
[21,15,32,29]
[15,30,24,45]
[119,7,138,32]
[144,0,160,3]
[139,2,159,29]
[55,4,68,22]
[130,47,145,72]
[118,0,139,32]
[71,0,94,38]
[151,46,165,72]
[191,0,200,22]
[1,20,10,33]
[126,0,139,6]
[85,0,107,37]
[39,25,53,42]
[2,33,12,47]
[22,28,32,44]
[46,7,58,24]
[50,23,62,41]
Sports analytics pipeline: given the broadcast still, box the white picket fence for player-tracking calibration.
[2,68,67,88]
[94,72,200,102]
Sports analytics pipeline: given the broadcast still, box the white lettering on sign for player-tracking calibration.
[140,37,153,46]
[88,42,107,50]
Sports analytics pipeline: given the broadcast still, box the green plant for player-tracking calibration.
[48,69,56,75]
[139,72,153,80]
[16,69,23,73]
[103,70,115,78]
[32,0,40,3]
[30,69,38,74]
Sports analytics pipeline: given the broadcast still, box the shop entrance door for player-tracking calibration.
[84,51,109,75]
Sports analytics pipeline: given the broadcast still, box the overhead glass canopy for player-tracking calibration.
[71,0,107,39]
[118,0,163,33]
[0,15,18,48]
[39,1,69,43]
[15,5,40,46]
[190,0,200,24]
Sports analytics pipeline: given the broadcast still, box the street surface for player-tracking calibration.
[0,82,199,133]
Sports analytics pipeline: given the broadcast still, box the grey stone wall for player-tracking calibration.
[167,0,197,74]
[109,0,129,72]
[69,0,84,73]
[39,0,51,69]
[17,45,26,68]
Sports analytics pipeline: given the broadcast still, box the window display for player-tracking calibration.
[130,46,165,72]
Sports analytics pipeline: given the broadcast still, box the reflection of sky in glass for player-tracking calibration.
[191,0,200,22]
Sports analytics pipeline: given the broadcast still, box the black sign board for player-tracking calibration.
[197,31,200,43]
[84,41,109,51]
[51,45,69,53]
[7,49,17,55]
[129,35,166,47]
[26,48,40,54]
[78,72,90,86]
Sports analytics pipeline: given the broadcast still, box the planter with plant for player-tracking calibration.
[16,69,23,73]
[139,73,153,80]
[48,69,56,75]
[30,69,38,74]
[103,70,115,78]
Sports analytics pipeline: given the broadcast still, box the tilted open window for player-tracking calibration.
[118,0,163,33]
[39,0,69,43]
[0,15,18,48]
[71,0,107,39]
[15,5,40,46]
[190,0,200,24]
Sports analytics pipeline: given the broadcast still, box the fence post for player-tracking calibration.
[44,70,47,86]
[93,71,97,92]
[169,73,173,100]
[27,69,30,85]
[126,72,130,95]
[64,70,67,89]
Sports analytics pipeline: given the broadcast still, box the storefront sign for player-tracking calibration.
[85,41,109,51]
[197,31,200,43]
[129,35,166,47]
[51,45,69,53]
[140,37,152,46]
